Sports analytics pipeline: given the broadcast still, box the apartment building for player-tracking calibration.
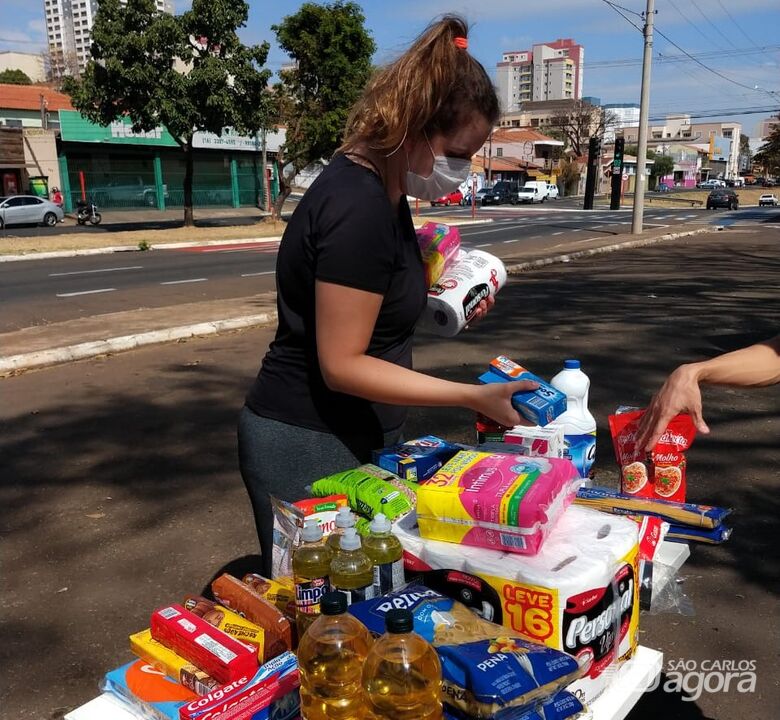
[622,115,742,179]
[0,51,46,82]
[43,0,174,76]
[602,103,639,143]
[496,39,584,114]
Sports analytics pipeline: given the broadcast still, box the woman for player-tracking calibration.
[239,15,536,575]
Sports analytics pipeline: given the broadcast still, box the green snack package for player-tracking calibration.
[311,464,417,522]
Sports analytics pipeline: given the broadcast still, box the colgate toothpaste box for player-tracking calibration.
[478,356,567,427]
[179,651,300,720]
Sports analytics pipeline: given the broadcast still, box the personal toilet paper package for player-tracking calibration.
[394,506,640,705]
[416,451,581,555]
[416,222,462,287]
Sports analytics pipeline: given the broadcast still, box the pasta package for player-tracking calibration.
[349,584,583,719]
[609,409,697,503]
[311,464,418,521]
[444,689,585,720]
[416,452,581,555]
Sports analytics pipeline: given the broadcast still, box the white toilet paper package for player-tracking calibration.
[349,584,583,719]
[392,506,640,704]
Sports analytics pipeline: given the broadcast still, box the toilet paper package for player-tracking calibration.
[419,250,507,337]
[395,506,640,704]
[416,451,581,555]
[416,222,462,287]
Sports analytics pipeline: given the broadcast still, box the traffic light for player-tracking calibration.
[613,137,625,171]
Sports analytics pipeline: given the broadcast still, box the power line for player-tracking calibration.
[666,0,712,47]
[601,0,644,34]
[689,0,741,52]
[584,44,780,69]
[715,0,763,50]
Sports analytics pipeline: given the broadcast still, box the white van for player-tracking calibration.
[515,181,550,204]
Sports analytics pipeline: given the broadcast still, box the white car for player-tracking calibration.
[698,179,725,189]
[546,183,560,199]
[758,194,778,207]
[514,181,549,204]
[0,195,65,228]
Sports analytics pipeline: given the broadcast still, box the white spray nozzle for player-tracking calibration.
[339,527,362,551]
[369,513,392,534]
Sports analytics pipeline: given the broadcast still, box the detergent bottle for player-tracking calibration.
[550,359,597,483]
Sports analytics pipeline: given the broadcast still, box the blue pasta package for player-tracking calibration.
[349,584,583,719]
[444,689,584,720]
[372,435,461,481]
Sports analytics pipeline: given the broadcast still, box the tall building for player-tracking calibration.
[602,103,640,143]
[496,38,584,113]
[43,0,174,76]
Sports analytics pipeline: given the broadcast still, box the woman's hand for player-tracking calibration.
[636,364,710,452]
[467,380,539,428]
[466,295,495,327]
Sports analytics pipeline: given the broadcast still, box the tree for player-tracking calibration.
[548,101,618,157]
[0,69,32,85]
[271,1,375,219]
[651,154,674,188]
[753,114,780,176]
[65,0,273,226]
[42,46,81,88]
[557,157,581,196]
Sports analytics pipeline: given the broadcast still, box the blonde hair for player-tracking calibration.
[341,15,498,154]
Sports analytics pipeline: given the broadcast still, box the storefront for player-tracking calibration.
[0,127,25,195]
[57,111,278,212]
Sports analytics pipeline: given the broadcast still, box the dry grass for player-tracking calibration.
[610,187,771,209]
[1,220,287,255]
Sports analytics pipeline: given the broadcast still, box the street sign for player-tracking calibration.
[622,173,629,180]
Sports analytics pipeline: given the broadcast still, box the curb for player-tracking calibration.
[0,312,278,376]
[0,218,494,263]
[0,225,718,375]
[504,227,718,274]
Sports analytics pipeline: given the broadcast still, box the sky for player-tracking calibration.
[1,0,778,136]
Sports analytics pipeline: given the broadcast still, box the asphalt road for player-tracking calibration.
[1,229,777,719]
[4,204,779,333]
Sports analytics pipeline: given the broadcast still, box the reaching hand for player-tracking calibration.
[466,295,495,327]
[636,364,710,452]
[469,379,539,428]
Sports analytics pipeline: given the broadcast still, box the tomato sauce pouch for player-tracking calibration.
[609,410,696,503]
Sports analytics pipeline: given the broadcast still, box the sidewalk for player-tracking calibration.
[0,224,715,375]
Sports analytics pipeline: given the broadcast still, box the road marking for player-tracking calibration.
[503,238,521,243]
[571,228,582,232]
[475,242,492,247]
[56,288,116,297]
[460,225,522,236]
[591,225,604,229]
[160,278,208,285]
[552,231,564,235]
[240,271,276,277]
[49,265,143,277]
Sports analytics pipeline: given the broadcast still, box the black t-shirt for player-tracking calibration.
[245,154,427,446]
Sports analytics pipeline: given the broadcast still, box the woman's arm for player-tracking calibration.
[315,281,535,427]
[636,335,780,451]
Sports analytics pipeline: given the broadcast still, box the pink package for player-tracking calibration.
[416,222,461,287]
[416,451,582,555]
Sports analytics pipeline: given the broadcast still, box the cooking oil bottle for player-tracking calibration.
[297,591,374,720]
[326,507,356,552]
[362,513,404,596]
[330,527,375,605]
[293,522,333,639]
[362,608,443,720]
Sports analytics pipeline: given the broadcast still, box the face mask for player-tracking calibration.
[406,135,472,201]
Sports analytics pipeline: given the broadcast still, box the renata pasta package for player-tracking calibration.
[609,409,697,503]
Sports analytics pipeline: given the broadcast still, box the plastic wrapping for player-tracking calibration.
[416,451,581,555]
[416,221,462,287]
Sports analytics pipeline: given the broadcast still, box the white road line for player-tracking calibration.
[552,231,564,235]
[460,225,521,236]
[475,242,492,247]
[571,228,582,232]
[160,278,208,285]
[591,225,604,229]
[675,215,689,220]
[49,265,143,277]
[241,271,276,277]
[503,238,521,243]
[56,288,116,298]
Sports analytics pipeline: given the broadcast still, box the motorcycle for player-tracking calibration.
[76,199,102,226]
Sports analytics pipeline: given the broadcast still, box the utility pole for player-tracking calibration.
[632,0,655,235]
[487,130,494,185]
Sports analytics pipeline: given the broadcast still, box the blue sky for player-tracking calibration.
[2,0,778,135]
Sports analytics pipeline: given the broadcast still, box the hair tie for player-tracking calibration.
[453,37,468,50]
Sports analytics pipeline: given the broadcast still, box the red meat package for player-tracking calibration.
[609,409,696,503]
[150,604,259,686]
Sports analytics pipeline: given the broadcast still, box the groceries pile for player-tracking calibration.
[90,355,733,720]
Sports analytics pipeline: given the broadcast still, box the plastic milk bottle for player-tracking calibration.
[550,359,597,483]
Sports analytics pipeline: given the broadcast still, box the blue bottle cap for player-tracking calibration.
[564,359,581,369]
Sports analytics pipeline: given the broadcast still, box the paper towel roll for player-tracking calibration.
[549,506,639,566]
[419,250,507,337]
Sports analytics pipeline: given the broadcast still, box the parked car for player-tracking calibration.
[515,181,549,204]
[706,189,739,210]
[657,182,671,193]
[430,190,463,207]
[91,177,169,207]
[545,182,560,199]
[480,181,518,205]
[758,193,778,207]
[698,179,725,189]
[761,179,776,187]
[0,195,65,228]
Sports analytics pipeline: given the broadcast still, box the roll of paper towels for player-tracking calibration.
[419,250,507,337]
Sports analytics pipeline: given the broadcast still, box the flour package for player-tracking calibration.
[394,505,640,705]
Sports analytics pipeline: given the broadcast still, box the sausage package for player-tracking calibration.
[210,574,293,659]
[182,596,266,660]
[349,584,583,719]
[609,409,696,503]
[150,605,258,686]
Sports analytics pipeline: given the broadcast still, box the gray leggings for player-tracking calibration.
[237,405,402,577]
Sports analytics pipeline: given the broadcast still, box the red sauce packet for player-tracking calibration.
[608,409,696,503]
